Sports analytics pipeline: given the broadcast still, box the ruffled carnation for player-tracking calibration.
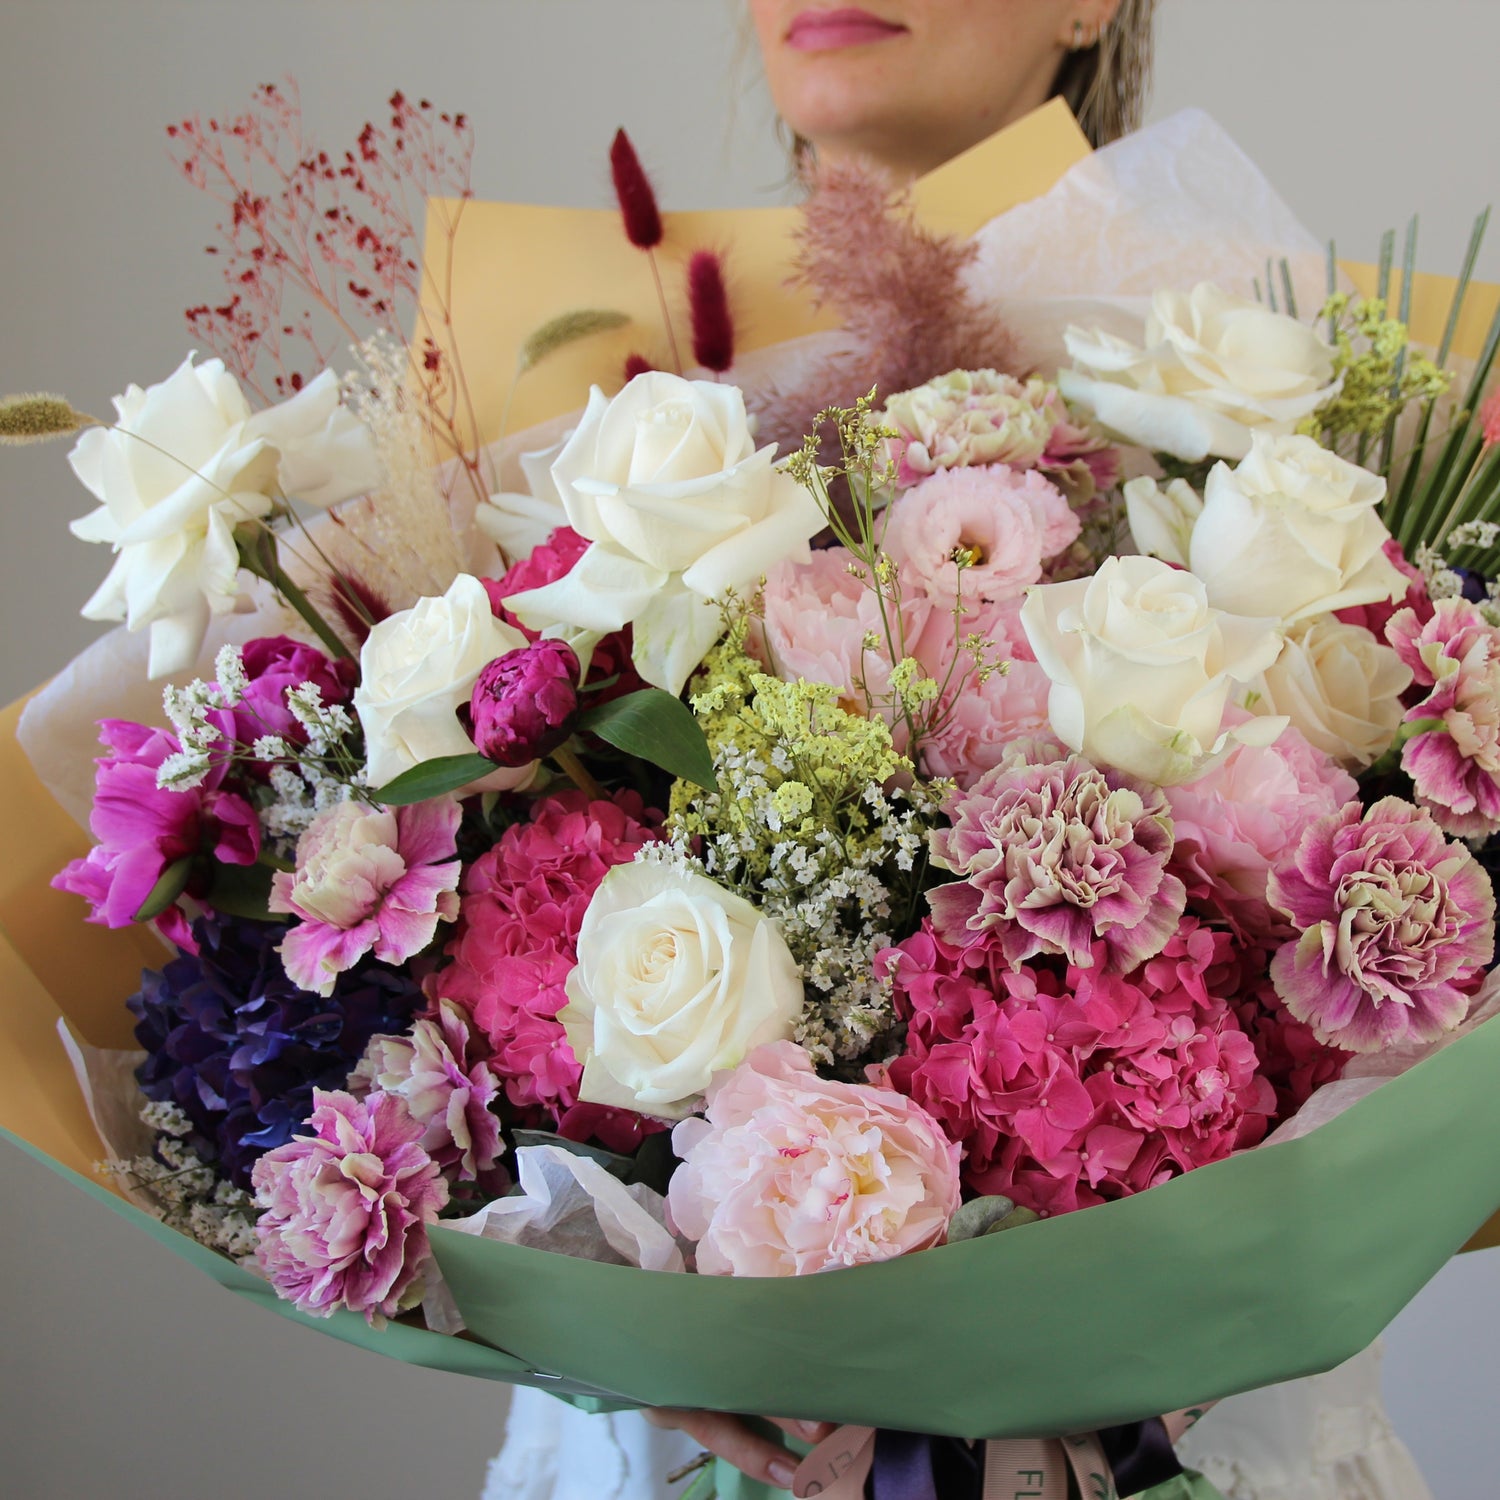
[880,920,1274,1216]
[1268,797,1495,1051]
[884,369,1056,485]
[928,750,1185,973]
[253,1088,447,1324]
[668,1041,960,1275]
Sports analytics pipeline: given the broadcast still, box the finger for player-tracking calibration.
[769,1416,838,1445]
[645,1408,800,1490]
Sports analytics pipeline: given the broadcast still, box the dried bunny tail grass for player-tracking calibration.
[744,159,1019,455]
[0,393,96,445]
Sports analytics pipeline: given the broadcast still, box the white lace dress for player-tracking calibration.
[481,1342,1432,1500]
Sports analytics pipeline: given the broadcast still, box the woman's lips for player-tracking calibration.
[785,8,907,52]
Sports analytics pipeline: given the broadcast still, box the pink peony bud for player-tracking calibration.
[463,640,580,768]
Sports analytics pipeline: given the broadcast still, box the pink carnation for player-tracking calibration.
[927,751,1186,973]
[881,920,1274,1217]
[1166,711,1357,940]
[270,797,462,997]
[1387,598,1500,838]
[54,719,260,951]
[252,1088,448,1324]
[1039,397,1122,500]
[668,1041,961,1276]
[1268,797,1495,1052]
[433,789,663,1153]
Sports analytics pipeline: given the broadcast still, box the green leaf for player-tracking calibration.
[372,753,498,805]
[577,689,718,792]
[205,861,279,922]
[132,855,193,924]
[947,1196,1041,1242]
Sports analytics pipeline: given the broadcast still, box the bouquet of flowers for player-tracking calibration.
[4,90,1500,1500]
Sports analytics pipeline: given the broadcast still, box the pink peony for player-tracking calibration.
[269,797,462,997]
[668,1041,961,1276]
[1166,710,1357,940]
[53,718,260,949]
[209,635,357,761]
[882,467,1080,608]
[1335,538,1430,641]
[1387,598,1500,838]
[351,997,505,1183]
[432,789,663,1153]
[253,1088,447,1324]
[928,750,1186,973]
[461,639,580,767]
[881,920,1274,1217]
[1268,797,1495,1052]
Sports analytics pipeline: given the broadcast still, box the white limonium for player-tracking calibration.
[67,354,380,678]
[1059,283,1340,463]
[503,373,825,696]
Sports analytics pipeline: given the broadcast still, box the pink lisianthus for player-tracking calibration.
[208,635,357,762]
[53,718,260,949]
[927,750,1186,973]
[269,797,462,997]
[668,1041,960,1276]
[432,789,664,1153]
[880,920,1274,1217]
[351,997,505,1183]
[1268,797,1496,1052]
[252,1088,447,1325]
[1166,710,1357,940]
[1387,598,1500,838]
[1335,538,1430,640]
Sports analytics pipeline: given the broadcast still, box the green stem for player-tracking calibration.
[1362,716,1447,781]
[236,528,353,661]
[553,743,606,801]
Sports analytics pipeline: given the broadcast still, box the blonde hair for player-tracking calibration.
[1052,0,1158,148]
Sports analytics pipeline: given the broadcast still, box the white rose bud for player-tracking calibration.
[1189,433,1407,626]
[1059,283,1340,463]
[355,574,534,791]
[1020,554,1286,787]
[1124,476,1203,567]
[1254,616,1413,769]
[504,373,824,695]
[559,861,804,1119]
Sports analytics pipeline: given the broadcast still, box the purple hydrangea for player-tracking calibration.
[461,639,580,767]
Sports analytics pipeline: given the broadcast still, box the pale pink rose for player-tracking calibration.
[668,1041,961,1276]
[270,797,462,996]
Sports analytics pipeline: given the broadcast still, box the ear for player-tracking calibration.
[1058,0,1125,50]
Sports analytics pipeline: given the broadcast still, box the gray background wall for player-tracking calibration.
[2,2,1499,1496]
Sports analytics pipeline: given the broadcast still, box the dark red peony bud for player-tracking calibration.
[609,128,663,250]
[461,640,580,767]
[686,250,735,374]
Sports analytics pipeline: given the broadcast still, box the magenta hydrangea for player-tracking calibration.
[927,750,1186,974]
[1267,796,1495,1053]
[461,639,580,767]
[252,1088,447,1325]
[879,919,1274,1217]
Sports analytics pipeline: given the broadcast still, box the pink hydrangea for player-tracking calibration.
[352,997,505,1183]
[433,789,663,1153]
[1268,797,1495,1052]
[54,718,260,951]
[1166,710,1357,940]
[668,1041,961,1276]
[927,750,1186,974]
[880,920,1274,1217]
[252,1088,448,1324]
[1387,598,1500,838]
[269,797,462,997]
[1234,982,1350,1118]
[1335,538,1430,641]
[882,467,1080,608]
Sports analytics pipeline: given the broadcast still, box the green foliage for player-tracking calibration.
[371,753,498,805]
[577,688,717,792]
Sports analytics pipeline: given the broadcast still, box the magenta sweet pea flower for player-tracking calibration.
[252,1088,447,1324]
[269,796,462,997]
[1267,797,1495,1052]
[53,718,260,946]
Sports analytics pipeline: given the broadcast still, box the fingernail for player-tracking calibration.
[796,1420,825,1441]
[769,1457,798,1489]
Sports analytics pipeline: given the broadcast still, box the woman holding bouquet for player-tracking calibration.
[486,3,1435,1497]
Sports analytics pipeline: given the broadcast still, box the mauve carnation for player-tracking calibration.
[269,797,462,997]
[1268,797,1495,1052]
[54,719,260,948]
[668,1041,960,1276]
[881,920,1274,1216]
[253,1088,447,1324]
[462,640,580,767]
[209,635,356,758]
[1387,598,1500,838]
[884,370,1056,485]
[352,997,504,1182]
[928,750,1186,974]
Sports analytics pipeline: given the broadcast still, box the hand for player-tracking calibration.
[644,1409,837,1491]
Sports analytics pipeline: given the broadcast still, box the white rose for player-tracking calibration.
[1254,616,1413,768]
[1020,554,1286,786]
[1059,283,1339,462]
[475,435,570,561]
[559,861,803,1119]
[1189,432,1407,625]
[504,373,824,695]
[355,573,533,790]
[1123,476,1203,567]
[67,354,380,677]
